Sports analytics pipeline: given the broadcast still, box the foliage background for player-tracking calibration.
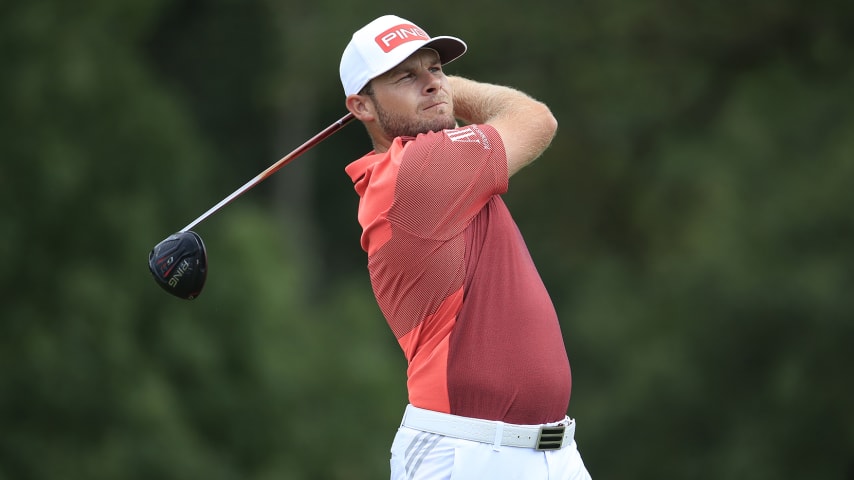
[2,0,852,478]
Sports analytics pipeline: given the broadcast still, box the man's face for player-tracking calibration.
[368,48,456,139]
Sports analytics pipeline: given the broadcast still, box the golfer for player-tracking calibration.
[341,15,591,479]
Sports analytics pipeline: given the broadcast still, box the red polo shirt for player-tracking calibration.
[345,124,571,425]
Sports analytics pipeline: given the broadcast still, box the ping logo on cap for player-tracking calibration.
[375,23,429,53]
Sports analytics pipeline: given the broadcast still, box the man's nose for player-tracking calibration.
[423,73,441,94]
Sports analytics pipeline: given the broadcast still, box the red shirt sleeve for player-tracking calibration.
[388,124,508,241]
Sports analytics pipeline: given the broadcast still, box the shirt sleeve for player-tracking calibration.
[388,124,508,241]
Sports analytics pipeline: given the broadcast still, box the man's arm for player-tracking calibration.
[448,76,558,177]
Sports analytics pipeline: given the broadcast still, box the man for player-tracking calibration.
[340,15,591,479]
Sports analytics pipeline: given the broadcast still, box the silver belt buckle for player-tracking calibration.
[535,424,566,451]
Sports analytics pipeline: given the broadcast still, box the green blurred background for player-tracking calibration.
[2,0,853,478]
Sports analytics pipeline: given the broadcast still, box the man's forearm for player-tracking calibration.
[449,76,542,125]
[448,75,557,176]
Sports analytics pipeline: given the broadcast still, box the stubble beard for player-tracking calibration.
[374,100,456,139]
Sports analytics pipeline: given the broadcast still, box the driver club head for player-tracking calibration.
[148,231,207,300]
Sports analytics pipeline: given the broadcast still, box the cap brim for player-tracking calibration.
[424,36,467,66]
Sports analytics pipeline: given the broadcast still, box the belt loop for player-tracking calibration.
[492,421,504,452]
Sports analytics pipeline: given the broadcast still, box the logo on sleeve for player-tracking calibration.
[445,126,491,149]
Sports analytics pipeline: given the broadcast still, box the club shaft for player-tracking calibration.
[180,112,355,232]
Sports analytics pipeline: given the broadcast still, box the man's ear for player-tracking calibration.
[346,94,375,122]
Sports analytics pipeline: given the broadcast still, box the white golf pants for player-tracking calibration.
[389,411,592,479]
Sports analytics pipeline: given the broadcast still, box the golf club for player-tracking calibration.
[149,112,355,299]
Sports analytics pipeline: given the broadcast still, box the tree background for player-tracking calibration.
[2,0,852,478]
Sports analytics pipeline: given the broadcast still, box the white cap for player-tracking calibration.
[340,15,467,96]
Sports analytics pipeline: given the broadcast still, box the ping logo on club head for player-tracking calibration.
[168,258,192,288]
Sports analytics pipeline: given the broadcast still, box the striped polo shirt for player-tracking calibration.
[345,124,571,425]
